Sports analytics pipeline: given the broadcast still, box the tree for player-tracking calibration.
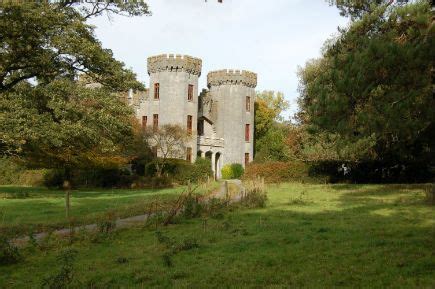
[326,0,409,19]
[254,91,289,161]
[298,1,434,163]
[0,2,148,157]
[0,3,145,95]
[144,125,190,177]
[254,91,289,140]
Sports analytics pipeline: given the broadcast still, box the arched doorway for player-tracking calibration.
[215,152,221,180]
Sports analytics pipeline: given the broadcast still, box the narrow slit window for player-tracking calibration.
[142,116,147,128]
[245,124,250,142]
[153,114,159,131]
[154,83,160,100]
[187,115,193,135]
[188,84,194,101]
[246,96,251,112]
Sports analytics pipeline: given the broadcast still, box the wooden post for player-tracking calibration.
[65,190,70,218]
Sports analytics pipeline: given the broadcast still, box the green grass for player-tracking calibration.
[0,184,218,237]
[1,183,434,288]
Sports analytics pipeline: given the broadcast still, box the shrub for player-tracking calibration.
[221,163,245,180]
[145,158,212,185]
[183,193,203,218]
[309,160,434,184]
[41,249,78,289]
[0,157,46,186]
[244,161,310,183]
[0,237,21,265]
[44,168,134,189]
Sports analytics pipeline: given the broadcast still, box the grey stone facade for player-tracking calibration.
[133,54,257,179]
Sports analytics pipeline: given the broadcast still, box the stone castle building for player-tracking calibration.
[127,54,257,179]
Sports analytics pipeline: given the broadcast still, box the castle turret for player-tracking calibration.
[207,69,257,168]
[142,54,202,163]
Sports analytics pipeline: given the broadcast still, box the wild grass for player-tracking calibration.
[0,183,434,288]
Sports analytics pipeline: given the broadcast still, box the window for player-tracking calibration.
[153,114,159,131]
[186,147,192,162]
[187,115,193,135]
[245,124,250,142]
[197,119,204,136]
[246,96,251,112]
[188,84,194,101]
[154,83,160,100]
[245,153,250,166]
[142,116,147,128]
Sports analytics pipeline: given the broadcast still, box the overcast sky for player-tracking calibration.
[89,0,349,119]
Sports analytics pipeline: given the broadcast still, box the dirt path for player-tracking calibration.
[11,180,245,247]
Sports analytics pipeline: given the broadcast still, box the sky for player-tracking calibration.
[89,0,349,119]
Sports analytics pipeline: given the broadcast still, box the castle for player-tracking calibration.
[127,54,257,179]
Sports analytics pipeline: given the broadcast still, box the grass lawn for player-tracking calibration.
[0,184,218,237]
[1,183,434,288]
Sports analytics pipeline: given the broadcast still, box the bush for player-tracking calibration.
[221,163,245,180]
[41,249,78,289]
[177,158,213,184]
[309,160,434,184]
[0,237,21,266]
[0,157,46,186]
[145,158,212,185]
[244,161,310,183]
[44,168,134,189]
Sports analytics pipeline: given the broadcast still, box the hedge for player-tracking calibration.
[244,161,311,183]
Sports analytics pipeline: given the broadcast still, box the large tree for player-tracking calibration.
[0,2,148,156]
[298,1,434,163]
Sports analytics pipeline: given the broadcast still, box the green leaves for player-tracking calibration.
[298,1,434,162]
[0,3,144,93]
[0,79,135,169]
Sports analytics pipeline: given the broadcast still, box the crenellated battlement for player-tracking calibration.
[147,54,202,76]
[207,69,257,88]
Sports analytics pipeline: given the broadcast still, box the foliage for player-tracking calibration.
[177,158,213,184]
[0,237,21,266]
[144,156,212,185]
[254,91,289,147]
[298,2,434,164]
[0,3,149,188]
[44,168,134,189]
[255,124,290,162]
[144,125,190,177]
[326,0,410,20]
[2,80,134,171]
[0,2,144,95]
[244,161,311,183]
[0,157,46,186]
[41,248,78,289]
[309,160,434,184]
[221,163,245,180]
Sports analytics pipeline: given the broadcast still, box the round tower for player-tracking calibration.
[145,54,202,163]
[207,69,257,167]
